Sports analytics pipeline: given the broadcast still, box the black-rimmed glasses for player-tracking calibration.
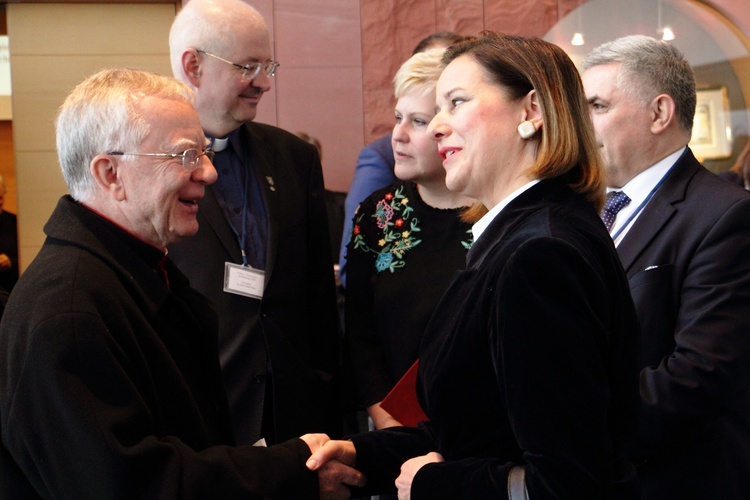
[197,50,280,82]
[106,148,215,172]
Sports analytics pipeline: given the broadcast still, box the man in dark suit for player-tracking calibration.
[583,35,750,499]
[168,0,341,446]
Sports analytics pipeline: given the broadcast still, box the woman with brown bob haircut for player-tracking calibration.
[308,32,640,499]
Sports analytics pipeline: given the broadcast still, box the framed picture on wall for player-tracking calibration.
[689,86,732,160]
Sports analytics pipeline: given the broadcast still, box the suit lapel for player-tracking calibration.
[617,149,700,273]
[198,186,243,262]
[243,123,279,286]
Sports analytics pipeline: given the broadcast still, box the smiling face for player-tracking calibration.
[429,55,532,207]
[194,23,273,137]
[582,63,655,188]
[116,96,217,248]
[392,89,445,187]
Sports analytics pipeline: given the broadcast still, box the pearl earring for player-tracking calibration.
[517,120,537,140]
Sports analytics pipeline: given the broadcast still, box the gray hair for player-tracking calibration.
[393,48,446,99]
[583,35,696,134]
[169,0,267,84]
[55,68,193,201]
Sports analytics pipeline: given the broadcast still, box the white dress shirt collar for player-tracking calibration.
[472,180,540,243]
[609,146,686,245]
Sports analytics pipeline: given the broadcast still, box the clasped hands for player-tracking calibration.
[301,434,444,500]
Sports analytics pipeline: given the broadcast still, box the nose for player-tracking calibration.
[250,70,272,92]
[193,156,218,185]
[392,121,408,143]
[427,114,448,141]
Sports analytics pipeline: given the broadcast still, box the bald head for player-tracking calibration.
[169,0,268,84]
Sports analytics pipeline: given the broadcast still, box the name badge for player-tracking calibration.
[224,262,264,299]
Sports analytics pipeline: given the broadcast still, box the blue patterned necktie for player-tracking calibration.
[600,191,631,231]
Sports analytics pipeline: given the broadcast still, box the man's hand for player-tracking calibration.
[303,437,365,500]
[0,253,11,270]
[395,451,443,500]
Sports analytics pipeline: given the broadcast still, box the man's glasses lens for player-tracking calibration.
[183,148,214,170]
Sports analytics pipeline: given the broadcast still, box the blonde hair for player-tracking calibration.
[393,48,446,99]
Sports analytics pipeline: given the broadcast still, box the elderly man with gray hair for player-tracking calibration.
[0,67,362,499]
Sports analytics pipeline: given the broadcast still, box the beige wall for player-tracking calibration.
[8,3,177,272]
[7,0,750,272]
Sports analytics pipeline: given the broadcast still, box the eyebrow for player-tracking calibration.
[166,137,200,152]
[442,87,462,99]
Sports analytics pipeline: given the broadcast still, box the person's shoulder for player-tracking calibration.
[363,134,393,158]
[691,164,750,204]
[718,170,743,187]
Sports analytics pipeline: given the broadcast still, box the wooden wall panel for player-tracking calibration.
[273,0,362,192]
[435,0,484,36]
[485,0,562,37]
[8,3,177,271]
[9,4,174,55]
[361,0,439,143]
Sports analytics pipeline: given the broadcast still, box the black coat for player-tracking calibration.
[169,122,341,445]
[0,196,317,499]
[619,149,750,499]
[351,178,640,499]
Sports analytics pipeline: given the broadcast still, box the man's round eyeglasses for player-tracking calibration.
[106,148,215,172]
[197,50,280,82]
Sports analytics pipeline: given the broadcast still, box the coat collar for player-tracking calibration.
[616,148,701,272]
[467,176,580,267]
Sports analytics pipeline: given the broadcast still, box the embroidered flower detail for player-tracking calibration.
[351,185,423,273]
[462,228,474,250]
[375,252,394,272]
[353,224,361,236]
[374,198,395,229]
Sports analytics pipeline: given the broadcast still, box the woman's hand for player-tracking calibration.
[395,451,444,500]
[367,402,403,430]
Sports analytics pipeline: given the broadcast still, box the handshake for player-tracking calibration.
[300,434,444,500]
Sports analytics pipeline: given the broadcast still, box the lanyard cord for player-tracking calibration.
[611,148,686,242]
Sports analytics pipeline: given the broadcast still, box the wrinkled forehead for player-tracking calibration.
[135,95,205,143]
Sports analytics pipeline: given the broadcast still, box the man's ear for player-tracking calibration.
[649,94,677,134]
[521,89,544,133]
[90,154,126,201]
[181,49,203,87]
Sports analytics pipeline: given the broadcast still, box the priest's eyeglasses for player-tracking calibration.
[197,50,280,82]
[106,148,215,172]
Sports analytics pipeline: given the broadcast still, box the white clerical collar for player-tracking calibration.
[212,137,229,152]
